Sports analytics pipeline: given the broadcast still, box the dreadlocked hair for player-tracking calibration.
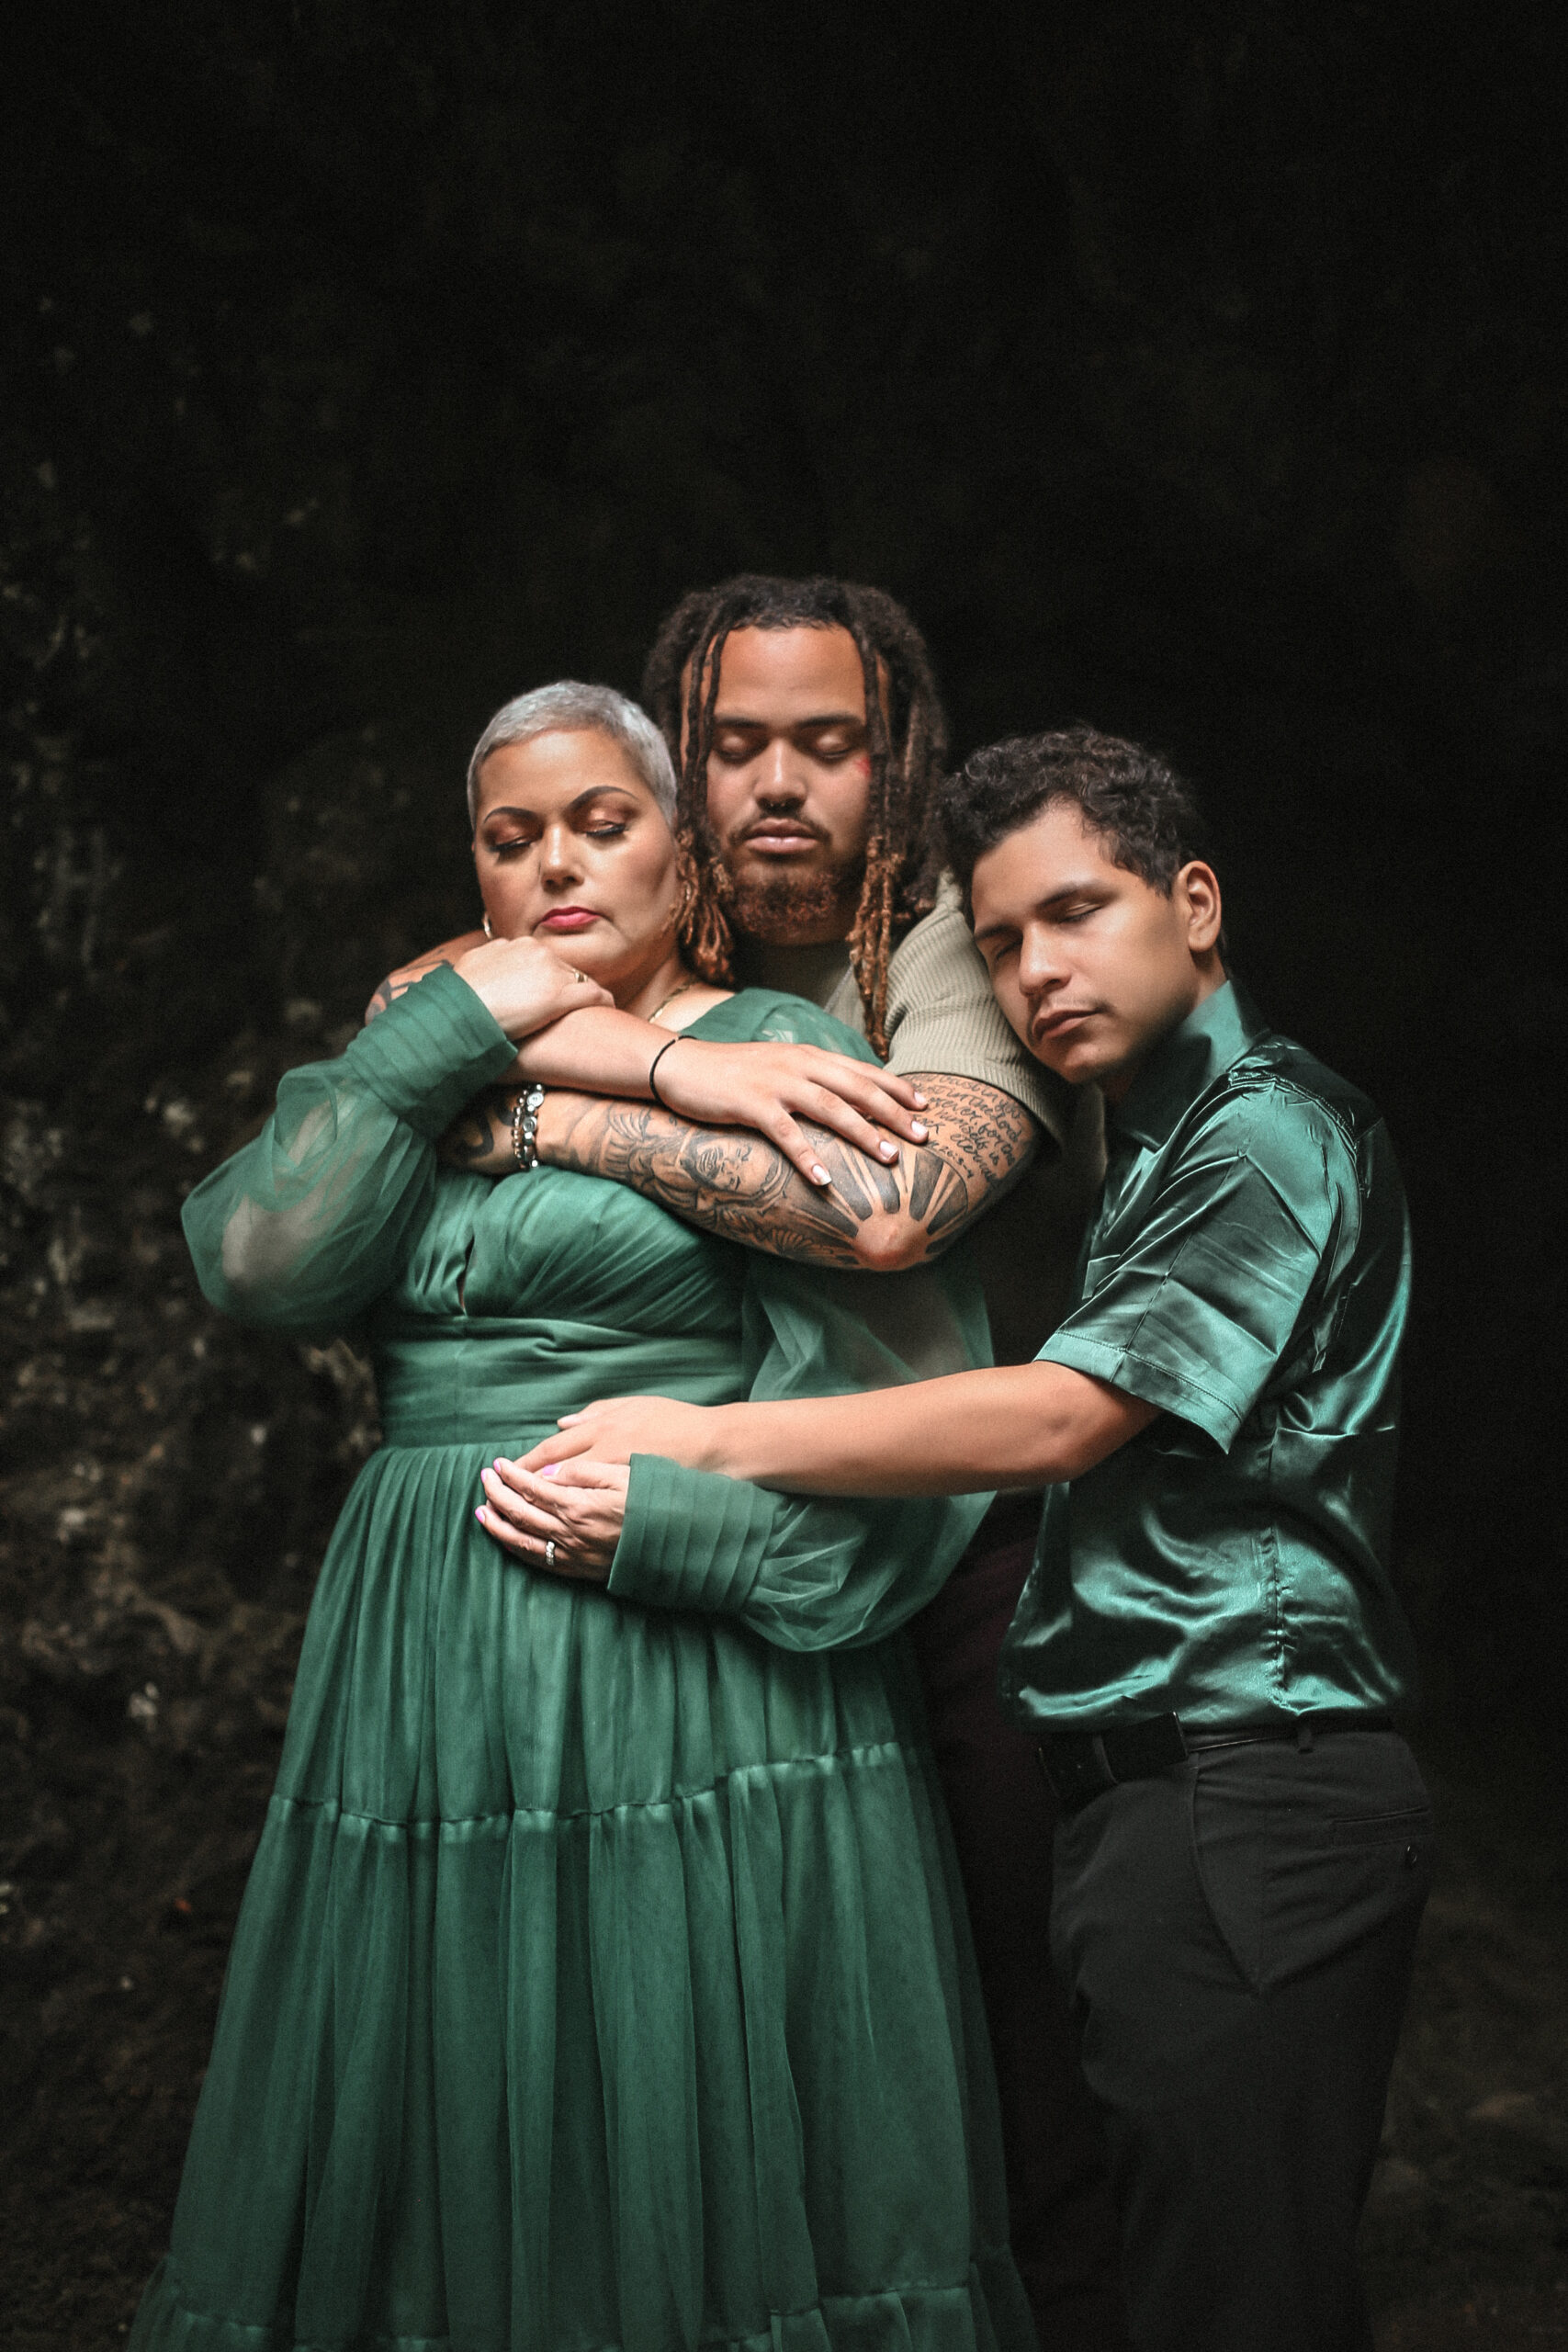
[641,574,950,1056]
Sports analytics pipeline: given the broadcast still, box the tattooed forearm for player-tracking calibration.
[908,1074,1039,1243]
[539,1071,1039,1272]
[547,1094,871,1267]
[431,1069,1038,1268]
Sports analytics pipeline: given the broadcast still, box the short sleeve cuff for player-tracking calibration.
[343,965,516,1138]
[608,1454,777,1617]
[1039,1329,1246,1453]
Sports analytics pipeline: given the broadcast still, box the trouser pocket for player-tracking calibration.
[1329,1804,1432,1850]
[1190,1737,1435,1996]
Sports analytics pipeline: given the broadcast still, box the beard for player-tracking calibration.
[718,853,865,945]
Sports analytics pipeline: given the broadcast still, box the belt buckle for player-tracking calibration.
[1038,1735,1118,1813]
[1111,1712,1189,1777]
[1039,1713,1190,1815]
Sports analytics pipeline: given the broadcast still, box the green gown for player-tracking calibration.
[130,967,1032,2352]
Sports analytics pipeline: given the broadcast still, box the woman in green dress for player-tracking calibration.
[130,684,1032,2352]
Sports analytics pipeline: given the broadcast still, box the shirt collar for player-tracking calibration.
[1108,978,1268,1150]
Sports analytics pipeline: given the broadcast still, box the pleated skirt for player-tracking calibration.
[130,1443,1032,2352]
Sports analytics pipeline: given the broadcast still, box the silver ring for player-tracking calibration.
[545,1539,557,1569]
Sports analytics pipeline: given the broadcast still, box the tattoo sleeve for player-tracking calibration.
[540,1072,1039,1272]
[895,1073,1040,1249]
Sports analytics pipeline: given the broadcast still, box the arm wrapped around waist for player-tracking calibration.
[604,1245,995,1648]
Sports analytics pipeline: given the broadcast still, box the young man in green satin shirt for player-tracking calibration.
[508,722,1429,2352]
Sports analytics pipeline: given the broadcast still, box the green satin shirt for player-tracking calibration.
[998,980,1418,1733]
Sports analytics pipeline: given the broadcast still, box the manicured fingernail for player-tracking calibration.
[879,1140,897,1159]
[541,1464,558,1478]
[913,1091,928,1107]
[811,1164,831,1185]
[474,1507,485,1522]
[910,1122,928,1139]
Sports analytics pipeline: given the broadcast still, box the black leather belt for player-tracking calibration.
[1040,1711,1397,1815]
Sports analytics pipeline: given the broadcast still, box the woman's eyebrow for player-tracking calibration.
[565,784,641,816]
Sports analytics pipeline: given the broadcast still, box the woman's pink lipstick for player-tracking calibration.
[537,907,601,933]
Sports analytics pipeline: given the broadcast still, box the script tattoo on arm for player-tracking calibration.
[541,1071,1038,1272]
[900,1072,1039,1246]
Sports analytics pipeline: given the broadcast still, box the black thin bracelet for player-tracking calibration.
[648,1034,686,1108]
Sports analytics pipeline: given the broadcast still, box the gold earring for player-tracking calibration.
[483,912,493,939]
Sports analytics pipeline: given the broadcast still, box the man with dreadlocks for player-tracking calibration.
[375,578,1124,2350]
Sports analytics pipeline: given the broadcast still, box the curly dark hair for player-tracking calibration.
[641,574,948,1055]
[939,725,1217,915]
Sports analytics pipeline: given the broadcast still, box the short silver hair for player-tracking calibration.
[466,682,678,827]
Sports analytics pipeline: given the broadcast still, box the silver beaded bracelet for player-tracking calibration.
[510,1082,546,1171]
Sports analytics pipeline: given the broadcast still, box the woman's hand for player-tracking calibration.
[648,1038,929,1185]
[475,1456,629,1580]
[520,1396,724,1476]
[452,935,614,1040]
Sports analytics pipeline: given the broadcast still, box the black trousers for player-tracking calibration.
[1050,1730,1434,2352]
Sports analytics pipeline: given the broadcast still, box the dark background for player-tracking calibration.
[2,6,1565,2346]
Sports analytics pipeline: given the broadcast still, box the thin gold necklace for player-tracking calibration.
[647,975,702,1024]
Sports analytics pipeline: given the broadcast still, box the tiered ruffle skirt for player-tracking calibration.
[130,1444,1031,2352]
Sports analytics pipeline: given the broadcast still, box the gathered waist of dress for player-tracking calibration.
[372,1325,741,1451]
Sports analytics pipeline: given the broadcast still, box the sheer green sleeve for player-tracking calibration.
[181,966,514,1331]
[606,988,996,1649]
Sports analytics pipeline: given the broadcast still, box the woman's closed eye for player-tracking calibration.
[490,820,627,856]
